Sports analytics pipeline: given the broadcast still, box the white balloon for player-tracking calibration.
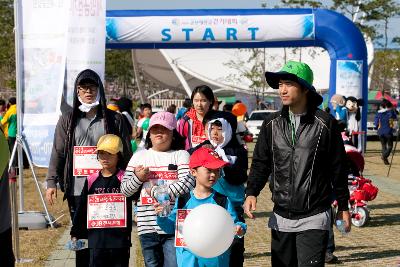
[182,203,235,258]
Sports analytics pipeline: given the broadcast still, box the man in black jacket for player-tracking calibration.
[244,61,350,267]
[45,69,132,266]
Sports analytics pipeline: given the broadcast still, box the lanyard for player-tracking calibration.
[289,112,296,146]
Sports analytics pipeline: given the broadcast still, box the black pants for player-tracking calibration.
[89,248,130,267]
[0,228,15,267]
[271,229,328,267]
[229,206,245,267]
[67,196,90,267]
[379,134,393,159]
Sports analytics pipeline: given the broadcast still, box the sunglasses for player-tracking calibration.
[78,84,98,92]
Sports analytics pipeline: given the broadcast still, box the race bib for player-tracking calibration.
[175,209,192,247]
[73,146,102,176]
[140,170,178,205]
[87,193,127,229]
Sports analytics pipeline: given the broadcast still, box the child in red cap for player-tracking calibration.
[155,147,247,267]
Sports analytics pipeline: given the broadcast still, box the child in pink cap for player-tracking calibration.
[121,111,195,267]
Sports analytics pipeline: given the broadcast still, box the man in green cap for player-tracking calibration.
[244,61,350,266]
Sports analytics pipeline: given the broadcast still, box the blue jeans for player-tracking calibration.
[139,233,177,267]
[327,226,335,253]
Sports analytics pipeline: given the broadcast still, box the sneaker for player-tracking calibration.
[325,252,338,264]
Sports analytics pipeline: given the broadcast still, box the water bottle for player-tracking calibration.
[154,181,171,217]
[65,239,87,251]
[335,220,348,235]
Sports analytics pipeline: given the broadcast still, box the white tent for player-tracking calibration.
[133,47,332,99]
[132,49,256,99]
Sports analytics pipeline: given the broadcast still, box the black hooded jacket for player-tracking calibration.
[46,69,132,199]
[189,111,248,185]
[246,106,349,219]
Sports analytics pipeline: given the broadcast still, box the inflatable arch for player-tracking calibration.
[105,8,368,133]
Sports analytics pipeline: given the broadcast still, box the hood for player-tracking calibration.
[208,118,232,149]
[204,111,239,150]
[206,110,238,133]
[73,69,106,113]
[66,69,111,151]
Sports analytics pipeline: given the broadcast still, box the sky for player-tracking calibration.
[106,0,400,49]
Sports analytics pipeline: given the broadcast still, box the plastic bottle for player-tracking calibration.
[154,181,171,217]
[335,220,349,235]
[65,239,87,251]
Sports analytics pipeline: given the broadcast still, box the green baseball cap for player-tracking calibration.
[265,60,323,105]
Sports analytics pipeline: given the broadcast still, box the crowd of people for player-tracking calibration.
[41,61,350,267]
[0,60,397,267]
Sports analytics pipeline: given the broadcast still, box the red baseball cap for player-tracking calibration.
[189,147,229,169]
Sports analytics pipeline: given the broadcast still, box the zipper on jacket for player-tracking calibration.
[288,116,297,217]
[288,146,295,218]
[271,121,276,202]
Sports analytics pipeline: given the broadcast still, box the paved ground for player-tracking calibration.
[45,142,400,267]
[243,173,400,267]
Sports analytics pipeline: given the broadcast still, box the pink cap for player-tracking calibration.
[149,111,177,131]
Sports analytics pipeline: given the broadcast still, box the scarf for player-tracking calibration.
[186,108,206,140]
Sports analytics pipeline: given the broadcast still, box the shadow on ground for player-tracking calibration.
[336,245,373,251]
[364,214,400,227]
[338,249,400,263]
[244,251,272,259]
[368,202,400,210]
[251,211,272,218]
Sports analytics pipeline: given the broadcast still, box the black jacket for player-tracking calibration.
[189,111,248,185]
[46,69,132,198]
[70,171,133,248]
[246,106,349,219]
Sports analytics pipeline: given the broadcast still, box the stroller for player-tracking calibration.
[344,143,379,227]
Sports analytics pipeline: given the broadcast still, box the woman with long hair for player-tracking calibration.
[177,85,215,150]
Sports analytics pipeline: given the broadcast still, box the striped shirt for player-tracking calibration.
[121,148,194,235]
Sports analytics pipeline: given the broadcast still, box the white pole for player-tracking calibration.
[12,1,22,262]
[159,49,193,98]
[131,50,147,103]
[148,89,170,99]
[13,0,24,212]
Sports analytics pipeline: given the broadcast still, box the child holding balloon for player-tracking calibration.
[155,147,247,267]
[189,111,248,267]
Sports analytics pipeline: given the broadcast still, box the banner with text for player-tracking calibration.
[336,60,363,99]
[65,0,106,105]
[20,0,106,166]
[20,1,68,167]
[106,14,315,44]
